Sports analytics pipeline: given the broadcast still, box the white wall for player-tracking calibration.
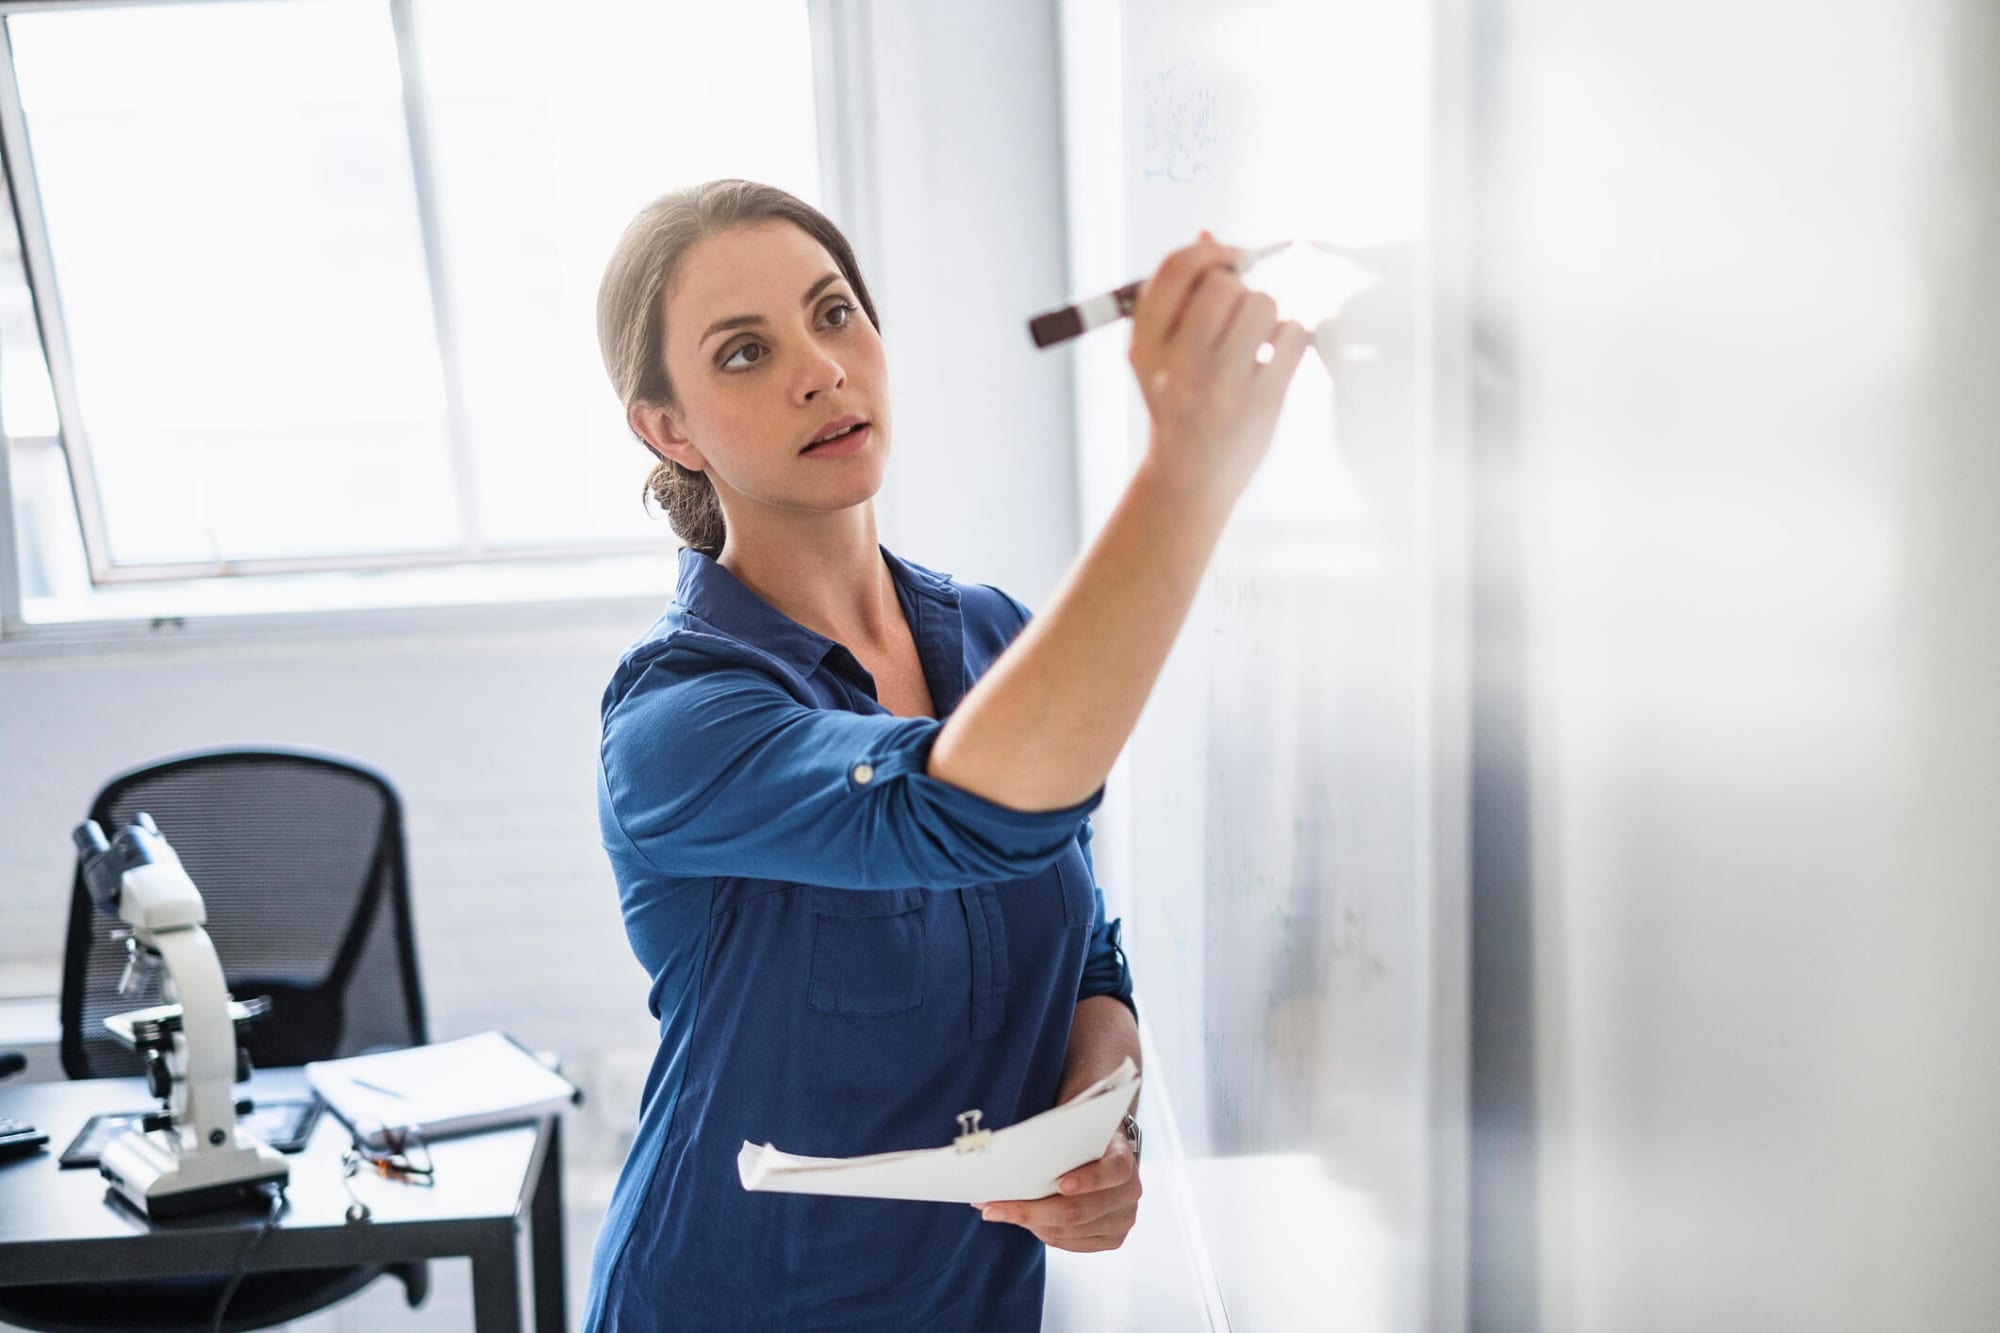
[0,615,662,1128]
[858,0,1081,599]
[0,0,1078,1188]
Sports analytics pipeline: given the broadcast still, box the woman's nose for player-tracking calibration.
[795,346,846,402]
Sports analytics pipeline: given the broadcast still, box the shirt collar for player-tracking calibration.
[672,544,960,676]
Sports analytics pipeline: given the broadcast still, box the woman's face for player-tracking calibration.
[648,220,890,524]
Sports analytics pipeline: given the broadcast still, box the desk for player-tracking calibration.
[0,1070,566,1333]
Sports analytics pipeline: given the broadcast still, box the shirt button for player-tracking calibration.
[852,763,875,785]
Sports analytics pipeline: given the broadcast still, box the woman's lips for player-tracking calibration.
[802,423,871,459]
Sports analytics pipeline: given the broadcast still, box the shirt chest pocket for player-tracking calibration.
[807,888,928,1017]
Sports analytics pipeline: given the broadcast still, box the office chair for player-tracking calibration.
[0,748,431,1333]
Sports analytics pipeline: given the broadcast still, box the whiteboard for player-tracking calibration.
[1060,2,1471,1328]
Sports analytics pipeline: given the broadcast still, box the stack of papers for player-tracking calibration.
[305,1031,579,1149]
[738,1058,1140,1204]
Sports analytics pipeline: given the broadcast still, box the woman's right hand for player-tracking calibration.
[927,234,1313,815]
[1127,233,1312,504]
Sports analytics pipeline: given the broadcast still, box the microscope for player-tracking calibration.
[76,814,288,1219]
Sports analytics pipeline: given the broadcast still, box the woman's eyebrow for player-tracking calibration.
[699,273,846,348]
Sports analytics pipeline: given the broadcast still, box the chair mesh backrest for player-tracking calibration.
[60,750,427,1080]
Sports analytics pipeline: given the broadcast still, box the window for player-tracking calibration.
[0,0,824,628]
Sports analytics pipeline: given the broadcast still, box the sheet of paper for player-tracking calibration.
[738,1057,1139,1204]
[305,1031,576,1147]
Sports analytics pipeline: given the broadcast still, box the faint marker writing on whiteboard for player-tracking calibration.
[1140,62,1217,183]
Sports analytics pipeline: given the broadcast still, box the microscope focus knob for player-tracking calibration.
[144,1050,172,1101]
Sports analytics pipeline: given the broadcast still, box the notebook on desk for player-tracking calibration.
[305,1031,579,1149]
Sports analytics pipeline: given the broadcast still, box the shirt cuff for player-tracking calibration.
[1079,918,1138,1019]
[846,722,1107,868]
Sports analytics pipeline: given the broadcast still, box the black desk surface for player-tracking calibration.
[0,1068,546,1284]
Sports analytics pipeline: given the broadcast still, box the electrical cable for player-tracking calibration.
[209,1183,286,1333]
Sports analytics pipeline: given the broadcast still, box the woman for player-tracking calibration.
[586,179,1308,1331]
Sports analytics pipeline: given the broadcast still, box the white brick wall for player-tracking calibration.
[0,617,662,1152]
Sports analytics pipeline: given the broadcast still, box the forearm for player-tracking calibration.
[1059,994,1142,1108]
[990,995,1143,1245]
[928,453,1233,811]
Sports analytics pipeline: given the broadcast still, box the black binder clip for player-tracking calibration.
[954,1109,992,1154]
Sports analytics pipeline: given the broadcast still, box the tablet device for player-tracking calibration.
[59,1097,323,1168]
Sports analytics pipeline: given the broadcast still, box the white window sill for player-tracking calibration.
[2,550,677,657]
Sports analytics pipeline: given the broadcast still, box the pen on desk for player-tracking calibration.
[1027,240,1294,349]
[351,1077,408,1100]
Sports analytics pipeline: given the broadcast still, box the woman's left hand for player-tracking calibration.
[976,1132,1141,1253]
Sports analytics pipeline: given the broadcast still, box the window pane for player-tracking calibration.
[0,181,57,441]
[412,0,822,547]
[9,0,458,566]
[0,112,88,613]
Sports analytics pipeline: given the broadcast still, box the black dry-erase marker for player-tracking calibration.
[1027,240,1293,349]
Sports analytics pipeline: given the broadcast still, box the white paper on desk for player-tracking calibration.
[738,1058,1138,1204]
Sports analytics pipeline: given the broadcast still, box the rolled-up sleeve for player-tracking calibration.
[1074,818,1137,1018]
[601,644,1103,889]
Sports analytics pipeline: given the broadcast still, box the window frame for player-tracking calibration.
[0,0,875,648]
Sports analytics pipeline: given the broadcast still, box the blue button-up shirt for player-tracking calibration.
[584,546,1135,1332]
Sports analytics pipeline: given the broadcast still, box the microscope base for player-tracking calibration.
[99,1127,289,1220]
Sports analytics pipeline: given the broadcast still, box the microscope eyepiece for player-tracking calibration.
[74,816,165,914]
[73,819,110,860]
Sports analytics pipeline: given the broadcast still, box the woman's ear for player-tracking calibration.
[629,401,707,473]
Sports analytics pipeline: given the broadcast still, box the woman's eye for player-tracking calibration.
[822,301,854,329]
[719,342,765,370]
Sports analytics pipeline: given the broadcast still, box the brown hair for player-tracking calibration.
[596,180,882,556]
